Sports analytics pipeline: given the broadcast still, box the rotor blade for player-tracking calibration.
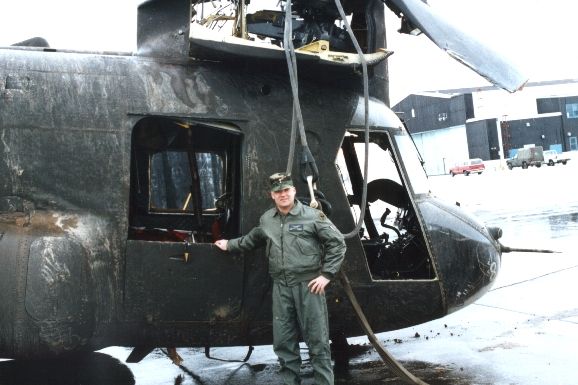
[387,0,528,92]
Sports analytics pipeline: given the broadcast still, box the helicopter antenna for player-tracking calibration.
[499,243,559,254]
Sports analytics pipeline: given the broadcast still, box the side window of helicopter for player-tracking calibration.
[336,131,434,280]
[129,117,241,243]
[149,151,223,212]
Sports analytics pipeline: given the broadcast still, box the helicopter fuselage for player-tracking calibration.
[0,44,502,360]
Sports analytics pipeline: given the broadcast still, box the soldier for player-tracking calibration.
[214,172,346,385]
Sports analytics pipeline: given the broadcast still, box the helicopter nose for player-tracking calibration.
[487,226,503,241]
[417,197,501,312]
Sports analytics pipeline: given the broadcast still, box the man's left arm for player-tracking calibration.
[315,215,346,281]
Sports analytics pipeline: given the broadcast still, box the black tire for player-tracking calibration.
[465,171,470,176]
[478,171,483,175]
[450,171,455,177]
[548,160,555,166]
[507,163,513,170]
[522,161,528,169]
[562,160,567,165]
[536,163,542,168]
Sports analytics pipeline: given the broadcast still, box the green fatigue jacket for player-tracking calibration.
[227,200,346,286]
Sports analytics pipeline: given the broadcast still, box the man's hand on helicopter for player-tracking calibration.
[308,275,330,295]
[214,239,228,251]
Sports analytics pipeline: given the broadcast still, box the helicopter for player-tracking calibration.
[0,0,527,367]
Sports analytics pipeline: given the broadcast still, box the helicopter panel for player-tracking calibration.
[25,235,95,353]
[124,241,244,322]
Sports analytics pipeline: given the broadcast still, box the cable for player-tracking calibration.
[339,271,428,385]
[490,265,578,291]
[334,0,370,239]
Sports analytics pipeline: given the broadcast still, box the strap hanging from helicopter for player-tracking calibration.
[282,2,427,385]
[282,0,370,239]
[282,0,324,212]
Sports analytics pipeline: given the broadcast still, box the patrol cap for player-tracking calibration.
[269,172,294,192]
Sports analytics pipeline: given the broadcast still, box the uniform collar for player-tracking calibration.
[274,200,301,217]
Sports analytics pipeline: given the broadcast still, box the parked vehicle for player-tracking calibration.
[543,150,570,166]
[506,146,544,169]
[449,158,485,176]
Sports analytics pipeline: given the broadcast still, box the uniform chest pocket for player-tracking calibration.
[289,231,320,256]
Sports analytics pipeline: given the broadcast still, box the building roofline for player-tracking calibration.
[499,111,562,121]
[465,111,563,124]
[410,91,455,99]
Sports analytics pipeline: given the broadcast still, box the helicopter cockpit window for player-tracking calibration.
[129,117,240,243]
[336,130,435,280]
[149,151,224,212]
[392,134,430,195]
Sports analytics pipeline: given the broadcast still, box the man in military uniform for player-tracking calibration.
[214,172,346,385]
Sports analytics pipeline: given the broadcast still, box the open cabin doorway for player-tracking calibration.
[336,130,435,281]
[124,116,244,323]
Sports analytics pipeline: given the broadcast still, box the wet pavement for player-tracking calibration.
[1,156,577,385]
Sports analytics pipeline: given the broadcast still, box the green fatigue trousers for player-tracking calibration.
[272,281,333,385]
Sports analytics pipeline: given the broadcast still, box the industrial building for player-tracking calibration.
[392,81,578,175]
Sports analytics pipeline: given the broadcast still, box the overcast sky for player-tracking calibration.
[386,0,578,103]
[1,0,576,104]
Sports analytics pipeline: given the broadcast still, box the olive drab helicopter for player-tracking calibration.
[0,0,526,375]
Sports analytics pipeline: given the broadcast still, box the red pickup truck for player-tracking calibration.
[449,158,485,176]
